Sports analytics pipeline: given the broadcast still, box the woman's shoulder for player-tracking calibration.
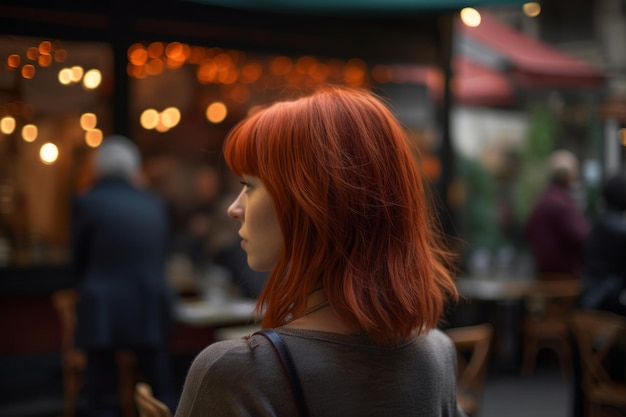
[188,333,285,379]
[193,337,256,369]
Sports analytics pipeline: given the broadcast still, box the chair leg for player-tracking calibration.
[117,350,138,417]
[61,364,76,417]
[521,341,538,375]
[557,342,572,377]
[62,356,85,417]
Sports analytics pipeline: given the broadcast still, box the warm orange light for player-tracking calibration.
[165,42,185,60]
[296,56,316,74]
[70,66,84,82]
[188,46,206,64]
[38,40,52,54]
[146,58,164,75]
[155,119,169,133]
[214,53,233,70]
[206,102,227,123]
[26,47,39,60]
[80,113,98,130]
[270,56,293,76]
[22,64,35,79]
[0,117,16,134]
[218,68,238,84]
[38,54,52,67]
[197,61,218,83]
[343,59,367,86]
[140,109,159,130]
[523,2,541,17]
[127,64,147,79]
[22,124,38,142]
[166,57,185,70]
[7,54,20,69]
[620,128,626,146]
[85,129,103,148]
[58,68,73,85]
[147,42,164,59]
[161,107,181,128]
[241,62,263,83]
[128,43,148,66]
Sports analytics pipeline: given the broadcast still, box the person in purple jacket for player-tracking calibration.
[524,150,590,281]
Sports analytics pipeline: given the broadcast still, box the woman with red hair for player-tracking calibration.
[175,86,464,416]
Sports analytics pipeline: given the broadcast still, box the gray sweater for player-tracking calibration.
[175,327,466,417]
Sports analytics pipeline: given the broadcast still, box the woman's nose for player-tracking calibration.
[227,192,244,220]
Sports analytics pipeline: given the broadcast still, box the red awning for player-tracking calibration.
[390,57,515,107]
[452,55,514,106]
[456,11,606,88]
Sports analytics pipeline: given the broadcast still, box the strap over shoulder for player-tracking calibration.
[253,329,309,417]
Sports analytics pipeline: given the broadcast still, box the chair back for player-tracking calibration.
[525,279,581,319]
[52,289,139,417]
[445,323,493,417]
[521,279,581,375]
[51,289,86,417]
[135,383,172,417]
[569,310,626,394]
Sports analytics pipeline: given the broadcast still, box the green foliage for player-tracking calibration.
[515,105,559,221]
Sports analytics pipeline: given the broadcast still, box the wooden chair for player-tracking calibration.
[569,310,626,417]
[51,289,138,417]
[520,279,581,376]
[52,289,87,417]
[445,323,493,417]
[135,382,172,417]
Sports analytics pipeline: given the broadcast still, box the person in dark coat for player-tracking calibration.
[71,135,177,417]
[571,172,626,417]
[578,172,626,314]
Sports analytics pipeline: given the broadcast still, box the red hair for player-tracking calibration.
[223,86,458,345]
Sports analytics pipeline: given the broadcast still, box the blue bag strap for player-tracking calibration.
[253,329,309,417]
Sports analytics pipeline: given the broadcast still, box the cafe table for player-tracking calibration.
[455,276,536,301]
[171,296,260,352]
[452,276,537,374]
[175,297,259,327]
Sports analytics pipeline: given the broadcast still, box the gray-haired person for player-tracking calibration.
[71,135,177,416]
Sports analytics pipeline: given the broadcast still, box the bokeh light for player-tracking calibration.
[22,124,38,142]
[40,143,59,165]
[83,69,102,89]
[461,8,481,27]
[206,102,227,123]
[0,117,16,134]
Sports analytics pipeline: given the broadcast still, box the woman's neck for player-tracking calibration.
[282,289,360,334]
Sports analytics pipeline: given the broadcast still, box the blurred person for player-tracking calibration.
[524,150,590,280]
[578,172,626,314]
[571,172,626,417]
[175,87,465,416]
[71,135,177,417]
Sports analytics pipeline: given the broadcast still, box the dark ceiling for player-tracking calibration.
[0,0,452,65]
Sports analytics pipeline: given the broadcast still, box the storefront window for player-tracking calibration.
[0,36,113,267]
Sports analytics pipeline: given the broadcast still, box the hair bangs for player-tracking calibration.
[223,112,264,177]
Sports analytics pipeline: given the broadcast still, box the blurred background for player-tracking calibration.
[0,0,624,416]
